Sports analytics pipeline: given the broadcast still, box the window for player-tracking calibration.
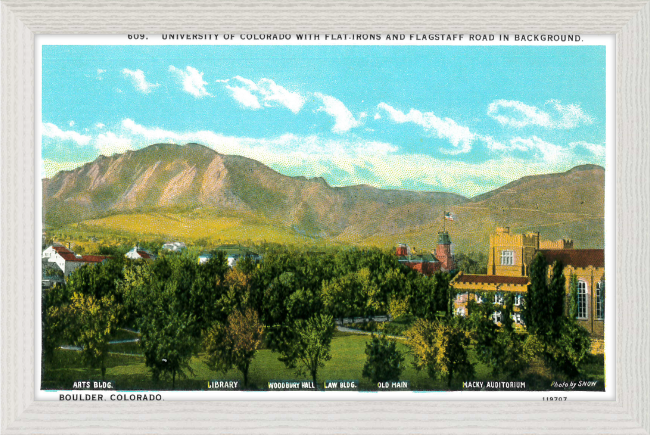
[475,294,483,304]
[512,312,524,325]
[596,282,604,320]
[500,250,514,266]
[577,281,588,319]
[493,293,504,305]
[514,294,523,306]
[492,311,502,324]
[456,307,465,317]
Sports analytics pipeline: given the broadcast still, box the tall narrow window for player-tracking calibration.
[493,293,504,305]
[514,294,523,306]
[577,281,588,319]
[596,282,604,320]
[500,250,514,266]
[492,311,502,324]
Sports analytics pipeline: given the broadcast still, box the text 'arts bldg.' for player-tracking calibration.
[450,227,605,341]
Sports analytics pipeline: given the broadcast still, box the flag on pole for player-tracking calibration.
[444,211,455,221]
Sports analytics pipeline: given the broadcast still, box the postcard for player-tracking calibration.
[36,33,614,401]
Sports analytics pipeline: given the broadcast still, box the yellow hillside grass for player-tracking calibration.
[75,212,312,246]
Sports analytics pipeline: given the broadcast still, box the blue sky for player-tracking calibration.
[41,44,606,197]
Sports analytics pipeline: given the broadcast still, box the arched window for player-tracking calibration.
[596,282,604,320]
[577,281,588,319]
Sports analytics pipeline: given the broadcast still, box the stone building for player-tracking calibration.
[397,230,455,276]
[450,227,604,339]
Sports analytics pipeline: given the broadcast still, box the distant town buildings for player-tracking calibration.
[125,245,157,261]
[396,230,455,275]
[450,227,605,339]
[42,243,109,277]
[162,241,186,252]
[198,245,262,267]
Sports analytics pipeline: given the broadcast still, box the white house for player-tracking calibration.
[162,241,186,252]
[125,246,156,261]
[42,244,110,276]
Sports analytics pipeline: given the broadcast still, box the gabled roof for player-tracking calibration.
[56,251,84,262]
[454,274,529,286]
[52,246,74,254]
[538,249,604,268]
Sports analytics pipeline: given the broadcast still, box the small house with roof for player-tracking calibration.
[125,246,156,261]
[42,244,110,276]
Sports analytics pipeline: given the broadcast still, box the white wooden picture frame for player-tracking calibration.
[1,1,648,433]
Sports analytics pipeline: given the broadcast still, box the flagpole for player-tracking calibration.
[443,210,446,232]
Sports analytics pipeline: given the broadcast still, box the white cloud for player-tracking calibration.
[223,76,306,113]
[97,69,105,80]
[315,93,361,133]
[374,113,381,120]
[506,136,568,163]
[69,121,75,127]
[378,102,475,154]
[570,141,606,158]
[95,132,133,156]
[487,99,593,129]
[95,123,105,129]
[225,84,261,109]
[549,100,595,128]
[169,65,210,98]
[122,68,160,93]
[44,119,603,196]
[42,123,92,146]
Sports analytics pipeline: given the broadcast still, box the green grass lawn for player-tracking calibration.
[42,331,605,392]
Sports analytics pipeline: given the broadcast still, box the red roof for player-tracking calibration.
[455,274,529,285]
[56,252,84,262]
[53,246,74,254]
[137,250,152,259]
[80,255,110,263]
[538,249,604,268]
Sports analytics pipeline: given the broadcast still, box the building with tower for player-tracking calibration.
[396,230,455,276]
[450,227,605,342]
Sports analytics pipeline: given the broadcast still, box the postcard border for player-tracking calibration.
[2,1,649,434]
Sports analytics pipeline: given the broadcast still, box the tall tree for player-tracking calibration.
[69,293,121,380]
[280,314,336,388]
[204,308,264,387]
[568,273,579,320]
[137,282,197,389]
[548,260,566,338]
[406,318,474,387]
[522,252,552,338]
[362,334,404,384]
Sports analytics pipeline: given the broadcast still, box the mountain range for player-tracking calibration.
[43,143,605,252]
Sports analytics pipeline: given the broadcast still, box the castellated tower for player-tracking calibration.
[435,231,455,272]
